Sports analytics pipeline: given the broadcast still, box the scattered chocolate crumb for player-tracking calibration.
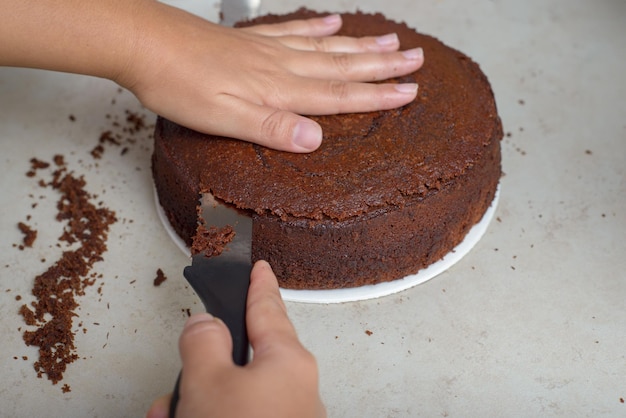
[90,144,105,159]
[68,115,76,122]
[154,268,167,287]
[365,330,373,336]
[26,157,51,177]
[192,223,235,257]
[89,109,153,159]
[17,222,37,248]
[61,384,71,393]
[620,397,624,403]
[53,154,65,167]
[29,158,50,171]
[19,160,117,385]
[15,295,22,301]
[22,356,28,361]
[585,149,593,155]
[518,99,525,105]
[99,130,121,146]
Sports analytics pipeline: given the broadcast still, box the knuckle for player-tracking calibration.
[328,80,350,102]
[260,109,292,143]
[308,36,330,52]
[331,52,352,76]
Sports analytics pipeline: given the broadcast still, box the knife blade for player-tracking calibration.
[169,194,253,418]
[185,192,253,365]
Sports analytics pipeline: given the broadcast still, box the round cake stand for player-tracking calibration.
[154,184,500,304]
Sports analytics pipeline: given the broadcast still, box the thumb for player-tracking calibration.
[178,313,234,388]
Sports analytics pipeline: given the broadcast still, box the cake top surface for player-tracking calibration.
[156,10,502,221]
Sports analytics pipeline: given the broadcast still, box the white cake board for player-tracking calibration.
[155,184,500,304]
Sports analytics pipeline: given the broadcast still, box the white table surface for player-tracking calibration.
[1,0,625,416]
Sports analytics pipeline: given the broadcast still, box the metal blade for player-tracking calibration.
[220,0,261,27]
[184,193,253,365]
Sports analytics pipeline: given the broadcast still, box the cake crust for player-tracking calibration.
[152,10,502,289]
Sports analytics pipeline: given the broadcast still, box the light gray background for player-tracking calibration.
[1,0,624,416]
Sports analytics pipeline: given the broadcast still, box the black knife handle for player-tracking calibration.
[169,260,251,417]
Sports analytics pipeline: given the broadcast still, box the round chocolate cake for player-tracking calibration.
[152,10,502,290]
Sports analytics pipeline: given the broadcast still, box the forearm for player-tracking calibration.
[1,0,147,81]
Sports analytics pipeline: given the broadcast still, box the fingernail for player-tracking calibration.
[402,47,424,60]
[293,120,322,151]
[394,83,419,94]
[322,14,341,26]
[184,313,215,329]
[375,33,399,46]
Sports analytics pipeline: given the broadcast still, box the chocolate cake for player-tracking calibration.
[152,10,502,290]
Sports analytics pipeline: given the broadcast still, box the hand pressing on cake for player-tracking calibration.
[0,0,423,152]
[124,8,424,152]
[146,260,326,418]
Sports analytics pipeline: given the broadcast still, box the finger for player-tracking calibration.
[287,47,424,81]
[178,313,234,385]
[276,80,419,114]
[206,95,323,152]
[274,33,401,54]
[245,261,301,358]
[206,81,417,151]
[145,393,172,418]
[242,14,343,38]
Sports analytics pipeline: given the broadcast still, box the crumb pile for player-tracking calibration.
[18,156,117,384]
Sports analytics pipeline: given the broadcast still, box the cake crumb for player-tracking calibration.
[61,384,71,393]
[154,268,167,287]
[365,330,373,336]
[90,144,105,159]
[26,158,50,177]
[192,223,235,257]
[53,154,65,167]
[17,222,37,248]
[19,161,117,386]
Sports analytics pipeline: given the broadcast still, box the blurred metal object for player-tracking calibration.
[220,0,260,26]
